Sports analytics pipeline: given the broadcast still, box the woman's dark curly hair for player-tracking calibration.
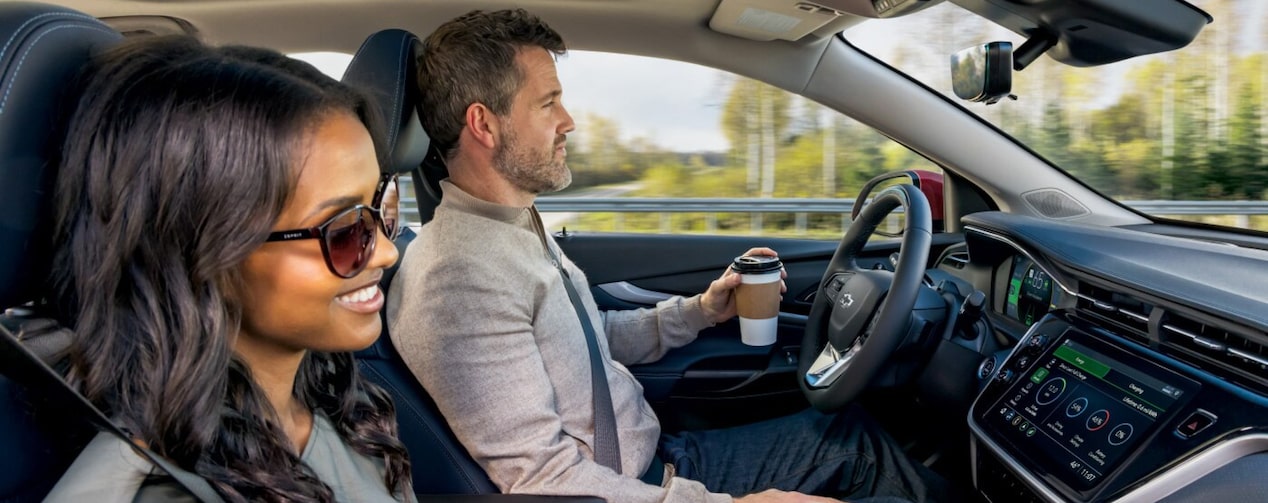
[50,35,410,501]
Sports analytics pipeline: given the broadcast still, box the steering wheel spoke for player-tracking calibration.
[804,337,865,389]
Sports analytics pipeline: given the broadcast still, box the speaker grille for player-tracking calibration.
[1022,189,1089,219]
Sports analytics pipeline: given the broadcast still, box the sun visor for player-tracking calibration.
[709,0,845,42]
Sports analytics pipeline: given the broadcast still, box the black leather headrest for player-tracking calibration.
[341,28,448,224]
[0,3,121,308]
[342,29,429,176]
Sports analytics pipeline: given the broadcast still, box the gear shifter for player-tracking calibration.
[955,290,986,339]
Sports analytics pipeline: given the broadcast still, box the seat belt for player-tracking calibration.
[0,316,225,503]
[530,208,622,474]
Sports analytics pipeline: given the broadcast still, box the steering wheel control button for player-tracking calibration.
[1036,377,1066,405]
[1066,397,1089,417]
[1086,409,1110,431]
[1175,409,1217,438]
[1108,423,1134,446]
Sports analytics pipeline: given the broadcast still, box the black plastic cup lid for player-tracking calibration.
[730,255,782,273]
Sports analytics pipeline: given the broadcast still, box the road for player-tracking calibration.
[538,182,642,230]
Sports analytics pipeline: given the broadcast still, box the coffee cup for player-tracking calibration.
[731,255,783,346]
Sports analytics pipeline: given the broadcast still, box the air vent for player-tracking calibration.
[1076,283,1152,345]
[939,250,969,270]
[1161,314,1268,395]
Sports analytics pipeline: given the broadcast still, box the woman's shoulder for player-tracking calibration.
[305,413,414,502]
[43,432,157,502]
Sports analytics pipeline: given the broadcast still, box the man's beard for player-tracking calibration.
[493,128,572,195]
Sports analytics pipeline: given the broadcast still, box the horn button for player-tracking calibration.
[829,270,891,348]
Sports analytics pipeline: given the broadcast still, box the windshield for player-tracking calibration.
[847,0,1267,231]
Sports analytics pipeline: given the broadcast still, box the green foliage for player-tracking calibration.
[562,17,1268,236]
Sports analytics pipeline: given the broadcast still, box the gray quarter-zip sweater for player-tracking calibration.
[388,180,732,503]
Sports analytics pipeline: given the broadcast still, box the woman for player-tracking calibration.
[45,35,412,502]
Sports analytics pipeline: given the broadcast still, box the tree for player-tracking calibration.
[720,78,791,197]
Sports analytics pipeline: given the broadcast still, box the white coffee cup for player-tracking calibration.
[731,255,782,346]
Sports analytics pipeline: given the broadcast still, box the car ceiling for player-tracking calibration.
[55,1,858,57]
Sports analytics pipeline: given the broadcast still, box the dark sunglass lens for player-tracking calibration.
[326,208,374,277]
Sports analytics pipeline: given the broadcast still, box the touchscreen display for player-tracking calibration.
[1005,255,1053,326]
[987,333,1198,491]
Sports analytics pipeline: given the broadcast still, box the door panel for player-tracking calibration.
[557,231,963,430]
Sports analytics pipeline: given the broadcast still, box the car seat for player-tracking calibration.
[0,3,121,501]
[341,27,496,495]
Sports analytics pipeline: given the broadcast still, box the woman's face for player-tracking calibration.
[236,111,398,357]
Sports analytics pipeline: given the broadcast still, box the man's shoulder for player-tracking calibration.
[395,216,544,302]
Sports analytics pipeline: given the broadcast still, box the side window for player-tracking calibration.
[545,51,941,238]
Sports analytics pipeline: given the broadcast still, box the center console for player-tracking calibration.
[970,313,1203,501]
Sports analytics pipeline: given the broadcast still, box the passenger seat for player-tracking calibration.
[0,3,122,502]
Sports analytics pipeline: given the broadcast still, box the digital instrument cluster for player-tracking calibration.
[1004,255,1054,327]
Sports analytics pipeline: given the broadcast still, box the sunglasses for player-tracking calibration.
[265,173,402,278]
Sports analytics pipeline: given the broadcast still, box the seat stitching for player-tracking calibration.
[0,23,117,116]
[387,32,408,157]
[0,11,98,69]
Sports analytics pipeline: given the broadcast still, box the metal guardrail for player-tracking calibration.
[1119,200,1268,215]
[402,196,1268,216]
[398,176,1267,232]
[534,198,856,213]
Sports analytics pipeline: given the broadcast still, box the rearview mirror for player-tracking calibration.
[951,42,1013,105]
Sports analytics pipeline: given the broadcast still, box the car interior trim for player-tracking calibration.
[1113,433,1268,502]
[596,281,674,304]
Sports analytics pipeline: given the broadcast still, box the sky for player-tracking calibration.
[294,50,734,152]
[294,0,1265,154]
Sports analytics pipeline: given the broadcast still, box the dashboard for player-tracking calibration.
[949,212,1268,502]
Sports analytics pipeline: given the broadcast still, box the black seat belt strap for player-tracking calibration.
[0,321,225,502]
[530,208,622,474]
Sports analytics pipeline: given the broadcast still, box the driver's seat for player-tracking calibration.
[341,28,495,495]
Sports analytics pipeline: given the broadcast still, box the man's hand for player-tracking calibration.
[699,247,787,325]
[734,489,841,503]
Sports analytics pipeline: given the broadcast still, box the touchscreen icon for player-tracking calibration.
[1087,410,1110,431]
[1036,377,1067,405]
[1109,423,1134,446]
[1066,397,1088,418]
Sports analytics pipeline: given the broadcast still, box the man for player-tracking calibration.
[389,9,945,503]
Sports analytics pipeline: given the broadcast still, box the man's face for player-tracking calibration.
[493,46,575,195]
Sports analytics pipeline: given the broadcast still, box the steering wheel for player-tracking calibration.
[798,184,932,411]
